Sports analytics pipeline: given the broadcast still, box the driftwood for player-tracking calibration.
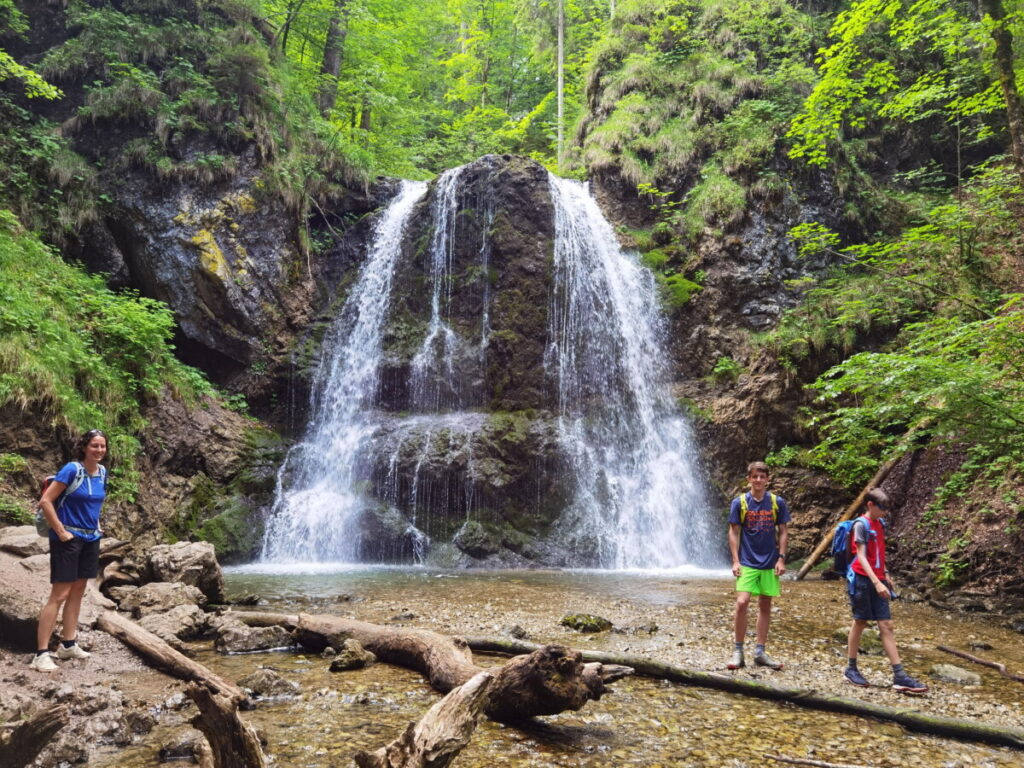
[766,755,869,768]
[96,610,246,703]
[187,683,268,768]
[354,671,493,768]
[229,610,299,629]
[938,645,1024,684]
[0,704,69,768]
[464,637,1024,751]
[295,613,632,722]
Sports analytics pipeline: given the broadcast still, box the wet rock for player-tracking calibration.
[212,617,293,653]
[560,614,613,633]
[159,728,208,762]
[147,541,225,603]
[328,639,377,672]
[968,640,994,651]
[832,626,882,654]
[504,624,528,639]
[139,603,209,643]
[106,585,139,605]
[0,690,39,722]
[929,664,982,685]
[119,582,207,618]
[232,593,261,606]
[239,667,300,697]
[388,611,417,622]
[453,519,502,558]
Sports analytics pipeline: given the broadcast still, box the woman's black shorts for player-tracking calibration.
[49,535,100,583]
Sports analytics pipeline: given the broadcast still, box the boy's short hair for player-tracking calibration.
[746,461,770,477]
[865,488,890,509]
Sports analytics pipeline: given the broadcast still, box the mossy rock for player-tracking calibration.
[195,497,264,563]
[560,614,613,633]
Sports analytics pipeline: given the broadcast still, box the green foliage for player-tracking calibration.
[787,0,1002,167]
[709,355,742,383]
[0,0,61,99]
[0,452,27,476]
[0,493,31,525]
[0,209,212,496]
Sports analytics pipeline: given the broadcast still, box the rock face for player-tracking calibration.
[147,542,225,604]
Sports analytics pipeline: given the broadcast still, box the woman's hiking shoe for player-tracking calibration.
[726,649,745,669]
[30,653,58,672]
[56,643,90,660]
[844,666,870,687]
[754,652,783,670]
[892,673,929,694]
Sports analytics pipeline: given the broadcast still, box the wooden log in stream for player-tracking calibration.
[295,613,633,722]
[0,704,69,768]
[353,671,493,768]
[464,637,1024,751]
[96,610,247,704]
[187,683,267,768]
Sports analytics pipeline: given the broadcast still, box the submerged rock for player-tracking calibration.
[328,639,377,672]
[560,614,613,633]
[929,664,982,685]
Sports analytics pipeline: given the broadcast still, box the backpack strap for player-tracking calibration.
[739,493,779,525]
[57,462,87,510]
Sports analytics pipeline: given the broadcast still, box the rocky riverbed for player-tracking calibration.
[3,545,1024,767]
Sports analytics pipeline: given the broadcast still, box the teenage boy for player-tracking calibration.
[844,488,928,694]
[727,461,790,670]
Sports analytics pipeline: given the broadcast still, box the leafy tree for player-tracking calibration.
[0,0,61,99]
[787,0,1024,171]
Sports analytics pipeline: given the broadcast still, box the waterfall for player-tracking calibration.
[261,159,718,570]
[261,180,428,562]
[545,174,713,568]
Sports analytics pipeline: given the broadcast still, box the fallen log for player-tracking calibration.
[96,610,246,703]
[228,610,299,630]
[0,704,69,768]
[187,683,268,768]
[796,421,932,580]
[766,755,869,768]
[938,645,1024,684]
[296,613,632,722]
[354,671,493,768]
[464,637,1024,751]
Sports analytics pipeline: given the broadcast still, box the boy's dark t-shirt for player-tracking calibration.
[728,492,791,570]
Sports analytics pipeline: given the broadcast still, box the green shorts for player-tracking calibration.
[735,566,781,597]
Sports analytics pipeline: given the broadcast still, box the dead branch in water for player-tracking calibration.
[353,671,493,768]
[766,754,870,768]
[0,704,69,768]
[938,645,1024,684]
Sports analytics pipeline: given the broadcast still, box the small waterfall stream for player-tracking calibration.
[262,160,717,569]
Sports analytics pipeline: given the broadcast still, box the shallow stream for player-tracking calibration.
[94,567,1024,767]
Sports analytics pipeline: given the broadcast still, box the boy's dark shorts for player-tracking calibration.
[50,536,100,583]
[849,573,892,621]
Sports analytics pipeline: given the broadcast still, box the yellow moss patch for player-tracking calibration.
[191,229,230,281]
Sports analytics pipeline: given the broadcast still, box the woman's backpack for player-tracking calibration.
[33,462,86,537]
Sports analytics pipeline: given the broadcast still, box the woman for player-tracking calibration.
[31,429,108,672]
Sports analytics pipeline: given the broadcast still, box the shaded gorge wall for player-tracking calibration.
[262,155,720,569]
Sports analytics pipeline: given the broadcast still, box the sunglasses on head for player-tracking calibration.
[84,429,107,439]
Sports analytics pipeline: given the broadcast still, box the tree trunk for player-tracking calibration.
[317,0,350,115]
[463,637,1024,751]
[353,671,493,768]
[187,683,268,768]
[556,0,565,171]
[980,0,1024,171]
[295,613,632,722]
[0,704,69,768]
[795,450,906,579]
[96,610,246,704]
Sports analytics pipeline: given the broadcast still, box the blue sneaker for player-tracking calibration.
[892,672,929,695]
[844,666,870,687]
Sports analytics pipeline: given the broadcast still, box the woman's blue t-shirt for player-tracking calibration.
[52,461,105,541]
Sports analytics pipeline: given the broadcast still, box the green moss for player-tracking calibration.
[659,273,703,310]
[560,614,613,633]
[195,497,264,563]
[0,493,31,526]
[0,452,28,476]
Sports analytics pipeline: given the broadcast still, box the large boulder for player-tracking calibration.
[138,603,209,646]
[147,542,225,603]
[0,526,48,556]
[119,582,206,618]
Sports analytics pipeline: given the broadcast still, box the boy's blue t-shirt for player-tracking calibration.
[52,461,105,541]
[728,492,791,570]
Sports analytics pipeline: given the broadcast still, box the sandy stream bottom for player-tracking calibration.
[93,567,1024,768]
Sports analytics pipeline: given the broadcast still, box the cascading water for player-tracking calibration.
[545,174,713,568]
[261,158,719,569]
[261,180,428,562]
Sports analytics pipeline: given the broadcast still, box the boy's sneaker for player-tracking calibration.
[56,643,90,660]
[30,653,58,672]
[892,672,929,694]
[844,666,870,687]
[726,649,745,669]
[754,652,784,670]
